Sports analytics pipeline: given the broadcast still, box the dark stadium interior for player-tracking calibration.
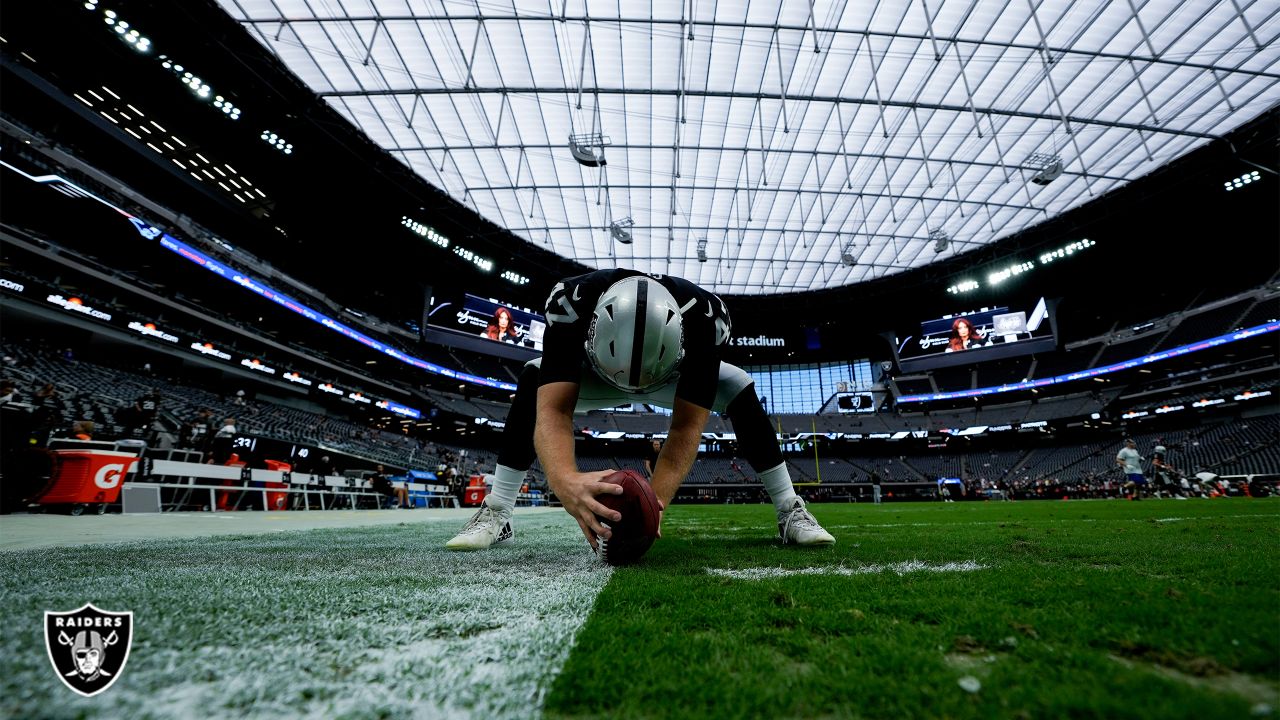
[1,3,1278,720]
[2,1,1278,512]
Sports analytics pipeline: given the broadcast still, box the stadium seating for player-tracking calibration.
[1150,298,1256,351]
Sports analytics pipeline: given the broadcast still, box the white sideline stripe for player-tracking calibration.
[707,560,987,580]
[336,524,613,720]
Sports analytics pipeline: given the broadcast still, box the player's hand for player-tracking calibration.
[549,469,624,549]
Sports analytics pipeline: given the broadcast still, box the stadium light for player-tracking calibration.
[947,280,979,294]
[260,131,293,154]
[401,216,450,248]
[500,270,530,285]
[609,217,634,244]
[96,8,151,52]
[987,261,1034,286]
[157,54,241,119]
[1038,238,1095,265]
[929,229,949,253]
[212,96,241,118]
[697,237,709,263]
[568,132,610,167]
[1025,152,1064,186]
[453,246,493,272]
[840,239,858,267]
[1223,170,1262,191]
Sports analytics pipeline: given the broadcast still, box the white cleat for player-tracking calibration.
[445,500,514,550]
[778,497,836,546]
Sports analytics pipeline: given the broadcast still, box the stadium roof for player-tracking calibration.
[216,0,1279,295]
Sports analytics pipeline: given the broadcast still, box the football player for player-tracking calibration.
[447,270,835,551]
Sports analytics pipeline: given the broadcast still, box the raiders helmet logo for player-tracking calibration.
[44,604,134,697]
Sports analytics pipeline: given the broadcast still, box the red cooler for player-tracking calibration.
[35,450,138,507]
[216,454,247,511]
[262,460,292,511]
[463,475,488,506]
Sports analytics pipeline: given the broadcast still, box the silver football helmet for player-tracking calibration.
[585,276,685,393]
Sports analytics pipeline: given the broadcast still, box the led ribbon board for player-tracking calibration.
[897,322,1280,403]
[2,158,515,392]
[147,231,518,391]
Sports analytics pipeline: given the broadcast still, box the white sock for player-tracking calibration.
[758,463,798,514]
[485,464,525,511]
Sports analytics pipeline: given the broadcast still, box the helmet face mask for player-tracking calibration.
[585,276,685,394]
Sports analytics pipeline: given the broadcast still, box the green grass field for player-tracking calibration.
[2,499,1277,719]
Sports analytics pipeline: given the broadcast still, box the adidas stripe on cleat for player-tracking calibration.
[445,500,515,550]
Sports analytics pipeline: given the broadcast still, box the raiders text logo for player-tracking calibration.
[44,604,134,697]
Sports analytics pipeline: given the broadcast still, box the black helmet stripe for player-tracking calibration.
[629,278,648,388]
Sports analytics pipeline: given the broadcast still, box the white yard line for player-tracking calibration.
[823,513,1279,530]
[0,508,567,551]
[707,560,988,580]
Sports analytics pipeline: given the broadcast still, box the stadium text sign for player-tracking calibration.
[732,335,786,348]
[240,359,277,375]
[190,343,231,360]
[46,295,112,321]
[128,322,178,343]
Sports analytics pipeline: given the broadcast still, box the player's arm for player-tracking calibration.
[535,380,622,548]
[650,397,711,507]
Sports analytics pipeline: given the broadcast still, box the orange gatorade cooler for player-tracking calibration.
[463,475,488,506]
[216,454,247,511]
[261,459,292,511]
[35,450,138,508]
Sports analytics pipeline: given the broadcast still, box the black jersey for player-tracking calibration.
[538,269,732,409]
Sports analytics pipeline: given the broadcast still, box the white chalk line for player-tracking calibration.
[707,559,988,580]
[822,513,1280,530]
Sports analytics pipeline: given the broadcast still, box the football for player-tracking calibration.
[595,469,662,565]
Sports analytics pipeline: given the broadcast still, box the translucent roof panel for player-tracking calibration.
[217,0,1280,294]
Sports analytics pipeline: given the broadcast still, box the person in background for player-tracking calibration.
[133,389,161,440]
[643,439,663,479]
[1150,442,1185,499]
[483,307,520,343]
[188,408,215,451]
[0,380,17,404]
[30,383,62,447]
[368,465,410,509]
[209,418,237,464]
[1116,438,1146,500]
[71,420,94,441]
[946,317,988,352]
